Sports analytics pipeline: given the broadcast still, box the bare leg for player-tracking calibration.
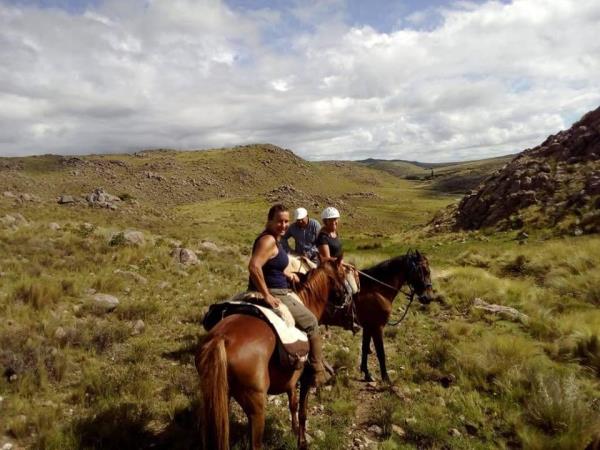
[372,326,390,383]
[360,329,374,382]
[287,388,299,435]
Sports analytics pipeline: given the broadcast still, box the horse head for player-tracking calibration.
[405,250,434,304]
[312,257,359,308]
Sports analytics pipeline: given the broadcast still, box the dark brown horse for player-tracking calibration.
[354,250,433,382]
[195,258,359,450]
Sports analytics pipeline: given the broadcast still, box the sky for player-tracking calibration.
[0,0,599,161]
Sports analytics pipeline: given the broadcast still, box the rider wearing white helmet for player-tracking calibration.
[282,207,321,263]
[317,206,343,262]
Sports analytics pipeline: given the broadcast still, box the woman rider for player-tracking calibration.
[317,206,343,263]
[248,203,329,386]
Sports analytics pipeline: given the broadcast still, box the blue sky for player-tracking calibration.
[0,0,599,161]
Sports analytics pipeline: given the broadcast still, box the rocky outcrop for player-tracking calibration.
[433,106,600,233]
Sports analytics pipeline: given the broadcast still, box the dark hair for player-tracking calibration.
[268,203,288,220]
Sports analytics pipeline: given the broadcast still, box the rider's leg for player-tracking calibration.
[271,290,329,386]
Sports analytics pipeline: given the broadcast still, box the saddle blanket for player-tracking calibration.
[202,298,309,365]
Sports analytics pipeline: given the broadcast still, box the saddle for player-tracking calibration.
[203,294,309,370]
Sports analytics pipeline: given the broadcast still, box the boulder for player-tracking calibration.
[172,248,199,265]
[58,195,75,204]
[90,293,119,311]
[123,231,145,246]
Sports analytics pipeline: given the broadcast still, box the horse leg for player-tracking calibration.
[287,388,299,436]
[237,390,266,450]
[297,377,311,450]
[372,326,390,383]
[360,329,374,382]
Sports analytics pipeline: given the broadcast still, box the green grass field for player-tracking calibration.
[0,147,598,449]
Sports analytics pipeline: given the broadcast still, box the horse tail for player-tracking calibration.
[197,335,229,450]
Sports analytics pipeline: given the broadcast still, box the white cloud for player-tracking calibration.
[0,0,599,161]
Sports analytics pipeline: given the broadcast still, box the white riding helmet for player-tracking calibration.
[321,206,340,220]
[293,207,308,221]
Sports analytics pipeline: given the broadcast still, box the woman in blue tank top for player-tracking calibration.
[247,203,330,386]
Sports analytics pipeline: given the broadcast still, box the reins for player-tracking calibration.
[354,268,416,326]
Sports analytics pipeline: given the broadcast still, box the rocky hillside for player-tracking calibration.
[431,106,600,233]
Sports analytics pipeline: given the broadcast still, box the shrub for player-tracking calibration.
[109,232,127,247]
[525,374,599,440]
[13,280,61,309]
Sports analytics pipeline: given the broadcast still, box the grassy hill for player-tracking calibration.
[358,154,515,194]
[0,145,599,449]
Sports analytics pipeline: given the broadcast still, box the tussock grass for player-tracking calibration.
[453,333,543,390]
[13,279,62,309]
[519,373,600,449]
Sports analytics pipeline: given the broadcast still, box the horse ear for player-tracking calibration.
[416,250,421,258]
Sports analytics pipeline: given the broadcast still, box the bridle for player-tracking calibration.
[355,255,432,326]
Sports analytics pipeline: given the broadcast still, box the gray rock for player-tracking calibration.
[48,222,61,231]
[54,327,67,341]
[172,248,199,265]
[132,320,145,335]
[368,424,383,436]
[90,293,119,311]
[200,240,221,252]
[114,269,148,284]
[392,424,406,437]
[449,428,462,437]
[58,195,75,204]
[123,231,145,246]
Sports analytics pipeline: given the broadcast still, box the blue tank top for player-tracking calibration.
[248,232,289,290]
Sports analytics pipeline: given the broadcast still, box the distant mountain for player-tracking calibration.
[430,106,600,234]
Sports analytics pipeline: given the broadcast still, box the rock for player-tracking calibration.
[90,293,119,311]
[314,429,325,440]
[199,240,221,252]
[123,231,145,246]
[54,327,67,341]
[158,281,171,290]
[405,417,417,425]
[368,424,383,436]
[58,195,75,204]
[48,222,61,231]
[2,442,14,450]
[392,424,406,437]
[114,269,148,284]
[131,320,145,335]
[449,428,462,437]
[172,248,199,265]
[3,191,15,198]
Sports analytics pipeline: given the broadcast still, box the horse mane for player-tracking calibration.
[297,261,336,312]
[362,249,423,279]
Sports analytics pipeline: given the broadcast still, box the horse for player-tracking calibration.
[354,250,434,383]
[195,258,359,450]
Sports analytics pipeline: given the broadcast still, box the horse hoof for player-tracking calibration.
[364,374,374,382]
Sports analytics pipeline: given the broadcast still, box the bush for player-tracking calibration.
[525,374,598,436]
[13,280,61,309]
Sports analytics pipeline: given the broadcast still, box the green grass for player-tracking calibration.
[0,147,599,449]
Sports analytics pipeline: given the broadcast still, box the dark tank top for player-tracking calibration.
[248,232,289,290]
[316,232,343,258]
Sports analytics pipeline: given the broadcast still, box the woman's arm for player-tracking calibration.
[248,235,281,308]
[318,243,336,263]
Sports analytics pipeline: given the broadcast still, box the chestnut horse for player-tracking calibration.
[355,250,433,382]
[196,258,359,450]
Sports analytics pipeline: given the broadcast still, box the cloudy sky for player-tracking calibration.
[1,0,599,161]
